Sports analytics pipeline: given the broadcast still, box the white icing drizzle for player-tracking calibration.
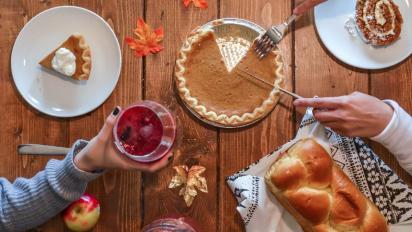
[375,1,387,25]
[362,0,396,37]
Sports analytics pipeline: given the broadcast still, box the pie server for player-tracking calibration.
[18,144,70,155]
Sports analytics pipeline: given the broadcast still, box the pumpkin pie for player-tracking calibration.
[175,29,284,126]
[355,0,403,46]
[39,34,91,80]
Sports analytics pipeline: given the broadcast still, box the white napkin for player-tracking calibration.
[227,109,412,232]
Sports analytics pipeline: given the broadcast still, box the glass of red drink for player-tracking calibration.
[113,100,176,163]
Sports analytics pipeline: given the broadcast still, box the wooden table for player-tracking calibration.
[1,0,411,231]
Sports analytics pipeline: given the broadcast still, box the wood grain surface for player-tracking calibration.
[143,0,218,230]
[1,1,69,231]
[0,0,411,231]
[219,1,294,231]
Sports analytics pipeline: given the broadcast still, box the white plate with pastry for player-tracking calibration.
[314,0,412,70]
[11,6,121,117]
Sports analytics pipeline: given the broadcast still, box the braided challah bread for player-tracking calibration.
[265,138,388,232]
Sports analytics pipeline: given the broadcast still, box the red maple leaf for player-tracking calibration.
[125,18,164,57]
[183,0,208,9]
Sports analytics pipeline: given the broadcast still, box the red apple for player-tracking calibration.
[63,193,100,232]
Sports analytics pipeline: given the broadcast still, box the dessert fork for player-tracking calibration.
[255,14,297,59]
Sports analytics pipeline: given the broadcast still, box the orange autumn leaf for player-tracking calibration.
[125,17,164,57]
[183,0,208,9]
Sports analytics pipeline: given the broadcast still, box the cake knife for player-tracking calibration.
[236,68,303,99]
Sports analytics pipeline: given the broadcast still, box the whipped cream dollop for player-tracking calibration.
[51,47,76,76]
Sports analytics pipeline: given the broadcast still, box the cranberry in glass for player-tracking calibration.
[113,101,176,163]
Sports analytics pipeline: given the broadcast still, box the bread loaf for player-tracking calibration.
[265,138,388,232]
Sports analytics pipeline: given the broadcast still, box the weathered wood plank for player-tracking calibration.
[1,1,410,232]
[0,1,70,231]
[66,0,144,231]
[143,0,218,230]
[219,1,294,231]
[293,4,369,143]
[294,11,369,99]
[371,61,412,186]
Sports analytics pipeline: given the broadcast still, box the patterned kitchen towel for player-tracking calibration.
[226,108,412,232]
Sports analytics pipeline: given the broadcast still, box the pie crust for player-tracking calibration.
[39,33,92,80]
[175,29,284,126]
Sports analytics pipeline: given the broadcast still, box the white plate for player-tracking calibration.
[314,0,412,70]
[11,6,121,117]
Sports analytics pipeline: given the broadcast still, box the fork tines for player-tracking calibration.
[255,33,276,59]
[255,14,297,59]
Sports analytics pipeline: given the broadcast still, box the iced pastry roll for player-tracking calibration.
[355,0,403,46]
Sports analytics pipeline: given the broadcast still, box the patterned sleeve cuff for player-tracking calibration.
[67,140,105,180]
[45,140,103,201]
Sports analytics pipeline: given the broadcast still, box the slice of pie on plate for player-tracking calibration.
[39,33,91,80]
[175,29,284,127]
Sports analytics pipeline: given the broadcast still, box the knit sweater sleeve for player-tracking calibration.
[0,140,102,232]
[371,100,412,175]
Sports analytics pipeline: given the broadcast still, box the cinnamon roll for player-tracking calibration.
[355,0,403,46]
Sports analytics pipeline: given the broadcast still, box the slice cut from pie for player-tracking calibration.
[175,29,284,126]
[39,34,91,80]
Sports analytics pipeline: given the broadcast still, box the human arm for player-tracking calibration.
[370,100,412,174]
[73,106,172,172]
[293,0,327,16]
[0,140,101,232]
[0,107,172,231]
[293,92,412,175]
